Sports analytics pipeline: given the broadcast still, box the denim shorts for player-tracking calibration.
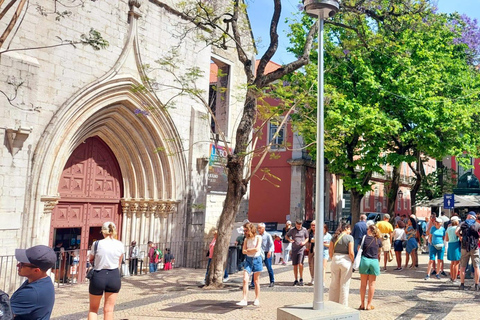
[244,256,263,274]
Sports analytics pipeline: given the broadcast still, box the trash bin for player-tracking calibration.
[226,246,238,274]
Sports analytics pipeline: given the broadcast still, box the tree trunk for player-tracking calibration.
[206,91,257,287]
[387,165,401,217]
[409,154,423,216]
[350,190,363,226]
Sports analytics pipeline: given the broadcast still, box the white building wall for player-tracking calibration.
[0,1,250,255]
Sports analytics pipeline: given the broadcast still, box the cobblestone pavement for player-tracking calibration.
[51,253,480,320]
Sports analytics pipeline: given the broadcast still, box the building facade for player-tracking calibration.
[0,0,250,282]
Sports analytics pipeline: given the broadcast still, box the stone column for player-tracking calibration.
[129,202,138,244]
[121,200,129,244]
[148,202,157,243]
[139,202,148,244]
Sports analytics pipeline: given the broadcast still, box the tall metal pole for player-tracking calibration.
[313,13,325,311]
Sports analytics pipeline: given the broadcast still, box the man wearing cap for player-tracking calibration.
[10,245,56,319]
[376,214,393,271]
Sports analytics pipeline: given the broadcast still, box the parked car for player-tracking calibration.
[366,213,388,224]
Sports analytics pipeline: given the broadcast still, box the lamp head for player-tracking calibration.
[303,0,340,18]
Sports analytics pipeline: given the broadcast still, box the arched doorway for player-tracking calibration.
[50,136,123,282]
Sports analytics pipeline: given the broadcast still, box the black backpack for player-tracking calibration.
[0,290,13,320]
[461,222,479,252]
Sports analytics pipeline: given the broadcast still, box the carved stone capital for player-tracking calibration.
[40,196,60,215]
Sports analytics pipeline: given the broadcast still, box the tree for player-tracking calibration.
[286,2,480,222]
[153,0,320,287]
[155,0,446,287]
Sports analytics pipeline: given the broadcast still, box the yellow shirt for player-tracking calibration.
[377,220,393,235]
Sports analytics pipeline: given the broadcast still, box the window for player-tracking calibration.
[365,191,370,209]
[209,56,231,137]
[458,157,473,177]
[268,120,286,150]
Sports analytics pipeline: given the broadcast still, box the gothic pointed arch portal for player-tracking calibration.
[50,137,123,252]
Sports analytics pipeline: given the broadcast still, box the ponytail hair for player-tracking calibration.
[101,221,117,238]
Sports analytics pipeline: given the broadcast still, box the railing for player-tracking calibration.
[0,255,22,295]
[0,240,211,294]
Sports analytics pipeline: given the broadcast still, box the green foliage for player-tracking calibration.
[417,167,457,201]
[80,28,109,50]
[285,1,480,202]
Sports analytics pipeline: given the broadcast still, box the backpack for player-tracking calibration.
[153,248,163,263]
[460,222,479,252]
[0,290,13,320]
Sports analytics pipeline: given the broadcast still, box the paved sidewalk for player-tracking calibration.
[51,253,480,319]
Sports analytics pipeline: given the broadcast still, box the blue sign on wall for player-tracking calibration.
[444,194,455,209]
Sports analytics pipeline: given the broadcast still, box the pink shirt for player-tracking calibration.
[274,239,282,253]
[208,238,216,259]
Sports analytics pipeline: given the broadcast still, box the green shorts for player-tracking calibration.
[358,256,380,276]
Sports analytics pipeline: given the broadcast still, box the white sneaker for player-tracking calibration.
[236,300,247,306]
[310,280,315,285]
[223,277,229,283]
[253,299,260,306]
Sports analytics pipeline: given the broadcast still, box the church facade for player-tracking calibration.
[0,0,250,279]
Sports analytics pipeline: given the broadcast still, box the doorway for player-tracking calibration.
[50,136,123,282]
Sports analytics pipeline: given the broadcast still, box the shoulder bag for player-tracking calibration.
[352,235,365,270]
[333,233,346,252]
[86,241,98,280]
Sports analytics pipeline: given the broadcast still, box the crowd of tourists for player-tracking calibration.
[324,210,480,310]
[231,210,480,310]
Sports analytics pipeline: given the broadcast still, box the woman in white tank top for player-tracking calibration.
[237,222,263,307]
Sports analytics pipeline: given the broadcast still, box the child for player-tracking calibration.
[274,235,283,264]
[163,248,175,270]
[393,221,406,270]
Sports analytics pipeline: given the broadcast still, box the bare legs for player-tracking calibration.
[88,292,119,320]
[450,260,459,281]
[395,251,402,269]
[426,259,435,277]
[241,270,260,302]
[88,294,102,320]
[411,249,418,268]
[359,274,377,310]
[405,250,417,268]
[293,263,304,280]
[383,251,389,270]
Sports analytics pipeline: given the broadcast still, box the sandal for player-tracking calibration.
[358,306,365,310]
[365,305,375,310]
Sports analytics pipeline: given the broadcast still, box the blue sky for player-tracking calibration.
[247,0,480,64]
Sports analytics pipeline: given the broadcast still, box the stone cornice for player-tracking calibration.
[287,158,315,168]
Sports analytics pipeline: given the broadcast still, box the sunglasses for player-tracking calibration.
[18,262,39,269]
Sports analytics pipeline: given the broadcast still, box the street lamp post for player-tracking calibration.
[303,0,340,311]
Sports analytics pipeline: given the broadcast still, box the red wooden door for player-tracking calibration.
[50,137,123,249]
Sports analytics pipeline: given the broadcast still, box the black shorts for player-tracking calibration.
[89,268,121,295]
[394,240,404,252]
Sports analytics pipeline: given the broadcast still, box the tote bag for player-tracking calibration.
[353,236,365,270]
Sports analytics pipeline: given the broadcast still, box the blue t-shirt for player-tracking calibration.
[10,277,55,320]
[352,221,367,242]
[430,226,446,246]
